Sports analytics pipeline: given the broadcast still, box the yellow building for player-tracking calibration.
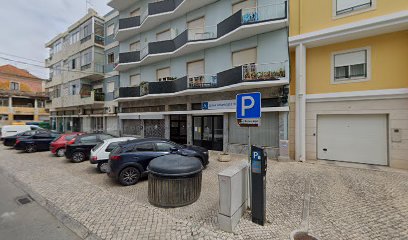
[0,65,49,127]
[289,0,408,169]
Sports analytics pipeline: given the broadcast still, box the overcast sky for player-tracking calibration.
[0,0,112,79]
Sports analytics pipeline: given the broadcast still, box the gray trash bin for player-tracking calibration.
[147,154,203,208]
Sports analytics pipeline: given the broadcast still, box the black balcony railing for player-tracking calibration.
[119,16,141,29]
[115,87,141,98]
[217,10,242,38]
[119,51,140,64]
[94,92,105,101]
[148,0,184,16]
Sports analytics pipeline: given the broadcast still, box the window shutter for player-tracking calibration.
[336,0,371,12]
[156,29,171,41]
[130,41,140,51]
[157,68,171,80]
[232,48,257,67]
[334,50,366,67]
[130,74,141,86]
[232,0,257,13]
[107,82,115,93]
[187,60,205,77]
[187,17,205,40]
[130,8,140,17]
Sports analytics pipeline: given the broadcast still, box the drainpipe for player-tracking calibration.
[295,43,306,162]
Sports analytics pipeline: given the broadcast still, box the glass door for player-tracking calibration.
[192,116,223,151]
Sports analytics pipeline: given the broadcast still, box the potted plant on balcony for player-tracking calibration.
[140,81,149,96]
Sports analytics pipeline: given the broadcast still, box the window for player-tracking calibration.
[71,58,76,69]
[10,82,19,91]
[80,135,97,143]
[232,0,257,14]
[130,8,140,17]
[133,143,154,152]
[187,17,205,40]
[156,67,170,81]
[99,134,113,140]
[106,142,119,152]
[0,98,8,106]
[107,53,115,64]
[107,82,115,93]
[65,135,77,141]
[37,100,45,108]
[71,31,80,44]
[83,25,90,38]
[107,24,115,36]
[54,42,62,53]
[130,41,140,51]
[82,51,92,66]
[156,29,171,41]
[70,84,77,95]
[232,47,257,67]
[335,0,373,15]
[333,48,369,82]
[155,142,175,152]
[130,74,141,86]
[187,60,205,77]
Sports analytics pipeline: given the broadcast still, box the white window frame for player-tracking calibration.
[332,0,376,19]
[129,74,141,86]
[10,82,20,91]
[107,52,115,64]
[331,46,371,84]
[107,24,115,36]
[106,82,115,93]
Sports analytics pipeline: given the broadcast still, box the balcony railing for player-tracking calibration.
[117,1,287,66]
[115,61,288,99]
[95,35,104,45]
[187,75,217,89]
[119,16,140,29]
[80,91,104,101]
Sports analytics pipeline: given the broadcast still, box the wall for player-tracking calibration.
[306,31,408,94]
[289,0,408,36]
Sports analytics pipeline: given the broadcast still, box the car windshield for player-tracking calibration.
[65,135,76,141]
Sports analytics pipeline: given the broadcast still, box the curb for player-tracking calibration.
[0,167,102,240]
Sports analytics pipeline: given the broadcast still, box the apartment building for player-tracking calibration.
[289,0,408,169]
[0,65,49,127]
[108,0,290,158]
[45,9,106,133]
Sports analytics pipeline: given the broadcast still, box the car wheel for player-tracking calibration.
[119,167,140,186]
[56,148,65,157]
[25,144,37,153]
[71,152,85,163]
[97,162,109,173]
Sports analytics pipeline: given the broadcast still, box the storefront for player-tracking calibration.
[192,116,223,151]
[170,115,187,144]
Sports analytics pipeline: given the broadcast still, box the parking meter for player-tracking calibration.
[251,145,267,226]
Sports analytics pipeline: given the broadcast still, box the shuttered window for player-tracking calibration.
[187,60,205,77]
[107,82,115,93]
[157,67,171,81]
[130,41,140,51]
[130,74,141,86]
[130,8,140,17]
[334,50,367,81]
[232,47,257,67]
[336,0,372,15]
[156,29,171,41]
[107,24,115,36]
[232,0,257,13]
[187,17,205,40]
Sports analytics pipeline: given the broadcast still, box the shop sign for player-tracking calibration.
[202,100,236,110]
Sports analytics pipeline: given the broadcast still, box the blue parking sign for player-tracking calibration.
[236,92,261,119]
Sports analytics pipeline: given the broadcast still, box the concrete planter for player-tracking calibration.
[290,230,319,240]
[217,153,231,162]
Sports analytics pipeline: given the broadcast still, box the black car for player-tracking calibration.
[14,130,61,153]
[65,133,114,163]
[2,130,36,146]
[108,138,209,186]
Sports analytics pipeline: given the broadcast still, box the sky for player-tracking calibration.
[0,0,112,79]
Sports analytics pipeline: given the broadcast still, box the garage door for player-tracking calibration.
[317,114,388,165]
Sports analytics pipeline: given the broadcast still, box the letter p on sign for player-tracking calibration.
[236,92,261,119]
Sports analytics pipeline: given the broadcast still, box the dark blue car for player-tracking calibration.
[107,138,209,186]
[2,130,36,147]
[14,131,60,153]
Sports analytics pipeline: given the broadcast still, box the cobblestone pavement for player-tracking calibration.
[0,145,407,240]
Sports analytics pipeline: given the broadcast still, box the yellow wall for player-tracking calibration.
[289,0,408,36]
[306,31,408,94]
[0,107,8,114]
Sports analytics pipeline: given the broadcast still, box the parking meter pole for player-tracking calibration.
[251,146,266,226]
[247,127,251,209]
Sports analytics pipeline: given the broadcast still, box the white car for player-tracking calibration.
[90,137,135,173]
[1,125,42,138]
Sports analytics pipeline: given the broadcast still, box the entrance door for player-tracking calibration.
[170,115,187,144]
[193,116,223,151]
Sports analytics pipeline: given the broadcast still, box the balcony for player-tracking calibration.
[116,2,288,71]
[50,91,104,109]
[0,90,49,99]
[114,0,218,41]
[115,61,288,100]
[79,63,105,81]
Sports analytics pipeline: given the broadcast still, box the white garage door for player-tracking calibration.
[317,114,388,165]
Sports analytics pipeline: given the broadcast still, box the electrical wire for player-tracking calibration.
[0,51,45,64]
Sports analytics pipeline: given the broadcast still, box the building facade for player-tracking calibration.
[0,65,49,127]
[45,9,107,133]
[108,0,290,158]
[289,0,408,169]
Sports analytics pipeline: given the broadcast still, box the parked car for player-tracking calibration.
[2,130,36,146]
[14,130,61,153]
[90,137,136,173]
[50,132,84,157]
[65,133,114,163]
[1,125,42,138]
[107,138,209,186]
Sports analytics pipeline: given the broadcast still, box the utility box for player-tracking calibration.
[218,161,248,232]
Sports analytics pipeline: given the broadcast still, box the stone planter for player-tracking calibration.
[217,153,231,162]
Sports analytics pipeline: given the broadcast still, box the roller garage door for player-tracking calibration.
[317,114,388,165]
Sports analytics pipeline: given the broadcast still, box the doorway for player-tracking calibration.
[193,116,223,151]
[170,115,187,144]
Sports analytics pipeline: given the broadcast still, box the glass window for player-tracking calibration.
[71,31,80,44]
[106,142,119,152]
[79,135,97,143]
[133,143,154,152]
[107,24,115,36]
[65,135,76,141]
[156,67,170,81]
[129,74,141,86]
[99,134,113,140]
[232,48,257,67]
[10,82,20,90]
[336,0,372,15]
[107,53,115,64]
[334,50,367,81]
[107,82,115,93]
[130,41,140,51]
[155,142,175,152]
[0,98,8,106]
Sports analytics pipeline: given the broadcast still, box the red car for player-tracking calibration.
[50,132,84,157]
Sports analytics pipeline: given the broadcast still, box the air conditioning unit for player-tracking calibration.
[105,106,116,114]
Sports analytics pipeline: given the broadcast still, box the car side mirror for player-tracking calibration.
[170,147,178,153]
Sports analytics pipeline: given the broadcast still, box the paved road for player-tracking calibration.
[0,172,80,240]
[0,146,407,239]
